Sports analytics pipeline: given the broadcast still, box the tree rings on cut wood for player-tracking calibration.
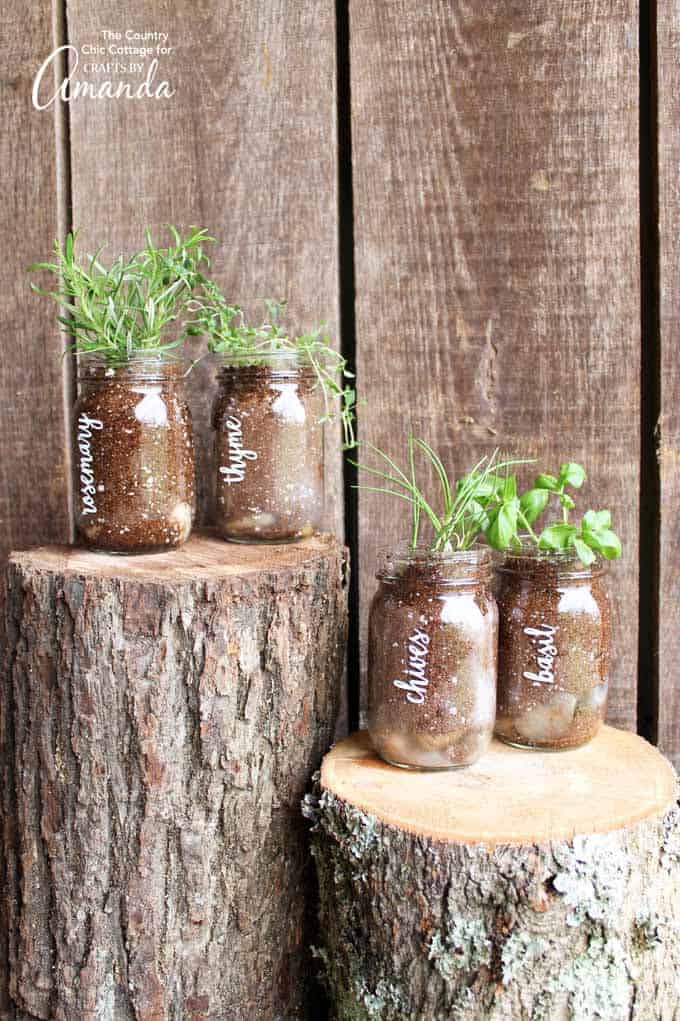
[307,728,679,1020]
[1,531,347,1020]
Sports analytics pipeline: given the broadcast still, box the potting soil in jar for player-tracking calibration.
[212,353,324,543]
[368,546,498,770]
[494,550,611,750]
[73,356,195,553]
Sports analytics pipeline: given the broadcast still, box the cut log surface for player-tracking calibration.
[1,531,347,1021]
[307,729,679,1020]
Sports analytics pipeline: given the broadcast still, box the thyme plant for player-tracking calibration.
[186,285,357,449]
[28,226,213,365]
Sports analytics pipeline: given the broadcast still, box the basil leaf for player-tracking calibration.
[535,473,560,492]
[519,488,550,524]
[573,536,597,566]
[538,523,577,550]
[559,462,587,489]
[587,528,622,560]
[582,509,611,532]
[486,500,519,549]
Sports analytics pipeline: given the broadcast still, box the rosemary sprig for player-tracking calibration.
[186,289,357,449]
[28,226,214,365]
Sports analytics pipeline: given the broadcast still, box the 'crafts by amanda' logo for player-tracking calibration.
[32,30,176,110]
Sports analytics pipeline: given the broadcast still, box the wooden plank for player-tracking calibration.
[656,1,680,768]
[350,2,641,727]
[0,3,71,559]
[1,3,71,1013]
[65,2,342,540]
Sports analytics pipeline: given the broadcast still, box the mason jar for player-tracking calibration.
[494,548,611,750]
[367,545,498,770]
[73,355,196,553]
[212,351,325,543]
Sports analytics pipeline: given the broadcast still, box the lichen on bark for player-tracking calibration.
[306,780,680,1020]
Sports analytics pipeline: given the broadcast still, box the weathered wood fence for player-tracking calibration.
[0,5,676,756]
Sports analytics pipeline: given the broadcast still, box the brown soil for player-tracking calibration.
[212,365,324,543]
[73,367,195,553]
[495,553,611,750]
[368,556,498,769]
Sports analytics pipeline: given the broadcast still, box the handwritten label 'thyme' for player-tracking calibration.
[219,415,257,485]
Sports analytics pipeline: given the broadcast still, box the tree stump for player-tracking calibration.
[306,728,679,1020]
[1,531,347,1021]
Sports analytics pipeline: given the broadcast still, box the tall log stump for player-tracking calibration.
[1,532,347,1021]
[307,729,679,1020]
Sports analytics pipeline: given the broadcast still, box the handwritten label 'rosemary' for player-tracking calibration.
[219,415,257,485]
[523,624,557,684]
[394,628,431,704]
[77,413,103,516]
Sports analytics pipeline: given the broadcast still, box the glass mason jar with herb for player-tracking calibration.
[212,350,325,542]
[494,548,611,750]
[28,225,212,553]
[354,439,526,770]
[479,462,622,750]
[188,290,356,544]
[73,354,195,552]
[368,544,497,769]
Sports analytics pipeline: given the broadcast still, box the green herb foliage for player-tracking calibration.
[353,442,622,566]
[187,286,357,449]
[464,459,622,565]
[525,463,622,565]
[28,226,213,365]
[350,437,530,552]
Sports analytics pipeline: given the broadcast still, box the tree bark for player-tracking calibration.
[306,730,679,1020]
[1,531,347,1021]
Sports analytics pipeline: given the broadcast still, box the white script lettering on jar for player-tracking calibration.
[77,413,103,515]
[393,628,431,704]
[219,416,257,485]
[523,624,558,684]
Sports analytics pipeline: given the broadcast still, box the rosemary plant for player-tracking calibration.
[186,285,357,449]
[351,437,530,553]
[28,226,213,366]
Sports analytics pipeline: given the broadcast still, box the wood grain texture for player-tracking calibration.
[656,2,680,770]
[0,3,71,559]
[2,532,347,1019]
[0,5,70,1014]
[65,0,342,537]
[320,728,676,845]
[350,2,641,728]
[309,746,679,1019]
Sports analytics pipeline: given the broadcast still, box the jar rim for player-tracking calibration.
[77,351,186,380]
[214,348,317,376]
[376,541,492,585]
[494,543,608,579]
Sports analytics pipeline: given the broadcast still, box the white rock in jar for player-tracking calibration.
[513,692,578,743]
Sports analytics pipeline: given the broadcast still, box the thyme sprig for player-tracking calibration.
[187,287,357,449]
[28,226,213,365]
[351,437,531,552]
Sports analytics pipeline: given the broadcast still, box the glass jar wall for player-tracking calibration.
[73,355,195,553]
[368,545,498,770]
[212,351,324,543]
[494,549,611,750]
